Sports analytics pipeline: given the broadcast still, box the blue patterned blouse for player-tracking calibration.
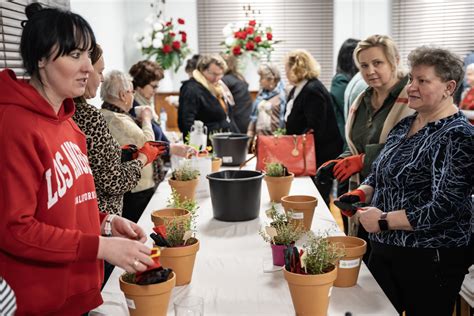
[363,111,474,248]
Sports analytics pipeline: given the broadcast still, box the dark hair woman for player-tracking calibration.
[0,4,154,314]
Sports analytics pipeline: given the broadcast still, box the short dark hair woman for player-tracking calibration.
[0,4,154,314]
[353,46,473,315]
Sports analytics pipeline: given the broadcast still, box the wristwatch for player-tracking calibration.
[378,212,389,231]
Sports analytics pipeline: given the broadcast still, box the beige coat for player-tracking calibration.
[101,109,155,193]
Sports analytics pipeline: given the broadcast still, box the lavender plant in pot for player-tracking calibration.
[259,205,305,266]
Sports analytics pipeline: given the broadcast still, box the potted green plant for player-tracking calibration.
[263,161,294,202]
[152,190,200,286]
[260,205,305,266]
[168,161,200,202]
[284,232,345,316]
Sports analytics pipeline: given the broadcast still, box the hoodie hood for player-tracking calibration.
[0,69,75,121]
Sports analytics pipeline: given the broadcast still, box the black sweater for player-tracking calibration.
[286,78,343,167]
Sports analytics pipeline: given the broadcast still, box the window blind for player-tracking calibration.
[197,0,334,88]
[392,0,474,69]
[0,0,69,77]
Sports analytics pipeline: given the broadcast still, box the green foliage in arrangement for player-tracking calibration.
[167,188,199,229]
[273,128,286,136]
[302,233,345,275]
[260,205,305,246]
[171,162,200,181]
[264,162,289,177]
[164,189,199,247]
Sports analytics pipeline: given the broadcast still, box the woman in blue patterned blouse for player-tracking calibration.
[340,46,473,315]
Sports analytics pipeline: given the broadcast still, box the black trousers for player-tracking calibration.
[369,241,472,316]
[122,187,155,223]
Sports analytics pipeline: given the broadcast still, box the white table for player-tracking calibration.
[94,163,398,316]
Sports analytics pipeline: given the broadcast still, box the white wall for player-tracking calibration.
[333,0,390,74]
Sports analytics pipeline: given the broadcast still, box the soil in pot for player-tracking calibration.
[119,271,176,316]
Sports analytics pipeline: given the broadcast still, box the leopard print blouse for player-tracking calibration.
[73,100,142,215]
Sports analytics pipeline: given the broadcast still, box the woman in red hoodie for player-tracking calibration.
[0,4,155,315]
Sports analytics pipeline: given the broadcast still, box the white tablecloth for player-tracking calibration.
[95,163,398,316]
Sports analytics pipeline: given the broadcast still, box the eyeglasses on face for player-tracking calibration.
[148,82,159,90]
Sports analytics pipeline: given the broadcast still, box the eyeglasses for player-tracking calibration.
[205,69,223,78]
[148,83,159,90]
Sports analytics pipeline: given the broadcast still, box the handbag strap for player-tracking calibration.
[302,134,307,172]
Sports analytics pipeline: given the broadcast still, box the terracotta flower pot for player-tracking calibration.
[264,172,294,203]
[281,195,318,231]
[211,157,222,172]
[327,236,367,287]
[168,178,198,202]
[284,266,337,316]
[119,271,176,316]
[271,244,286,266]
[160,240,200,286]
[151,208,190,227]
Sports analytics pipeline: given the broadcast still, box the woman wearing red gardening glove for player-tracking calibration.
[316,35,415,264]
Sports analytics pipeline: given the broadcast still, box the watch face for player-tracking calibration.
[378,219,388,231]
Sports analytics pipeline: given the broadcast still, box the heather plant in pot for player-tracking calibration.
[283,232,345,316]
[169,161,200,202]
[151,192,200,286]
[259,205,305,266]
[263,162,294,203]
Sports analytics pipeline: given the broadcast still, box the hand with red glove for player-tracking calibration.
[121,144,138,162]
[334,189,367,217]
[333,154,364,182]
[315,159,341,185]
[138,141,167,166]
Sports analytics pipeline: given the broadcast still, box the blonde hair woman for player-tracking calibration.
[284,49,344,205]
[317,35,415,262]
[178,53,238,139]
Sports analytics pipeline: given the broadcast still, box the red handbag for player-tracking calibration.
[254,132,316,176]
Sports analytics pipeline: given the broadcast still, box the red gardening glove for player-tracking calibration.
[333,154,364,182]
[138,142,166,166]
[315,159,341,185]
[121,144,139,161]
[336,189,366,217]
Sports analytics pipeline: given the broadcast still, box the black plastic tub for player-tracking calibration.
[207,170,264,221]
[211,133,249,166]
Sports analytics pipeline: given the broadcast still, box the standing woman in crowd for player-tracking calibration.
[354,46,473,316]
[178,53,238,138]
[129,60,169,142]
[317,35,414,259]
[284,49,344,205]
[330,38,360,144]
[222,54,253,133]
[0,4,153,315]
[247,63,287,141]
[459,63,474,123]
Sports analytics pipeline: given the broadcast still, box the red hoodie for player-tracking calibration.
[0,69,106,315]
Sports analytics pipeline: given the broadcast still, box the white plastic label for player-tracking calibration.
[291,212,304,219]
[126,297,136,309]
[222,156,233,163]
[339,258,361,269]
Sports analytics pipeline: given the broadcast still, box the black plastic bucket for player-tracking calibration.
[211,133,249,166]
[207,170,264,221]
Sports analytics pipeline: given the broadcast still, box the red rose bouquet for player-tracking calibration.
[136,16,191,72]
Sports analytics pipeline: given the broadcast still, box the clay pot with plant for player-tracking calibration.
[284,232,345,316]
[264,162,294,203]
[260,205,305,266]
[168,161,200,202]
[119,249,176,316]
[150,190,200,286]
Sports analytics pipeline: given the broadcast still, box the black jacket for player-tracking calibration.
[178,78,232,138]
[222,74,253,133]
[286,78,343,167]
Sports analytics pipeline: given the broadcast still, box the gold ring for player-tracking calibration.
[133,259,140,268]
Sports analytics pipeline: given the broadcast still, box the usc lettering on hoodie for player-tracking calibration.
[0,70,106,315]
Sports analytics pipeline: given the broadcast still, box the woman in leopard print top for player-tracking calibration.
[72,45,146,216]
